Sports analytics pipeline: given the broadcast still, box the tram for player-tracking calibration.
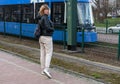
[0,0,97,42]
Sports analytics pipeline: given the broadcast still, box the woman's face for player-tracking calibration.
[44,9,49,15]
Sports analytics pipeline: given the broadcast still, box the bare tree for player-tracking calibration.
[116,0,120,16]
[92,0,110,22]
[91,0,100,22]
[107,0,120,17]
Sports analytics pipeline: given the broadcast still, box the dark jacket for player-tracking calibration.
[37,14,54,36]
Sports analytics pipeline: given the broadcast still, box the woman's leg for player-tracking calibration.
[39,37,46,70]
[44,36,53,70]
[43,36,53,78]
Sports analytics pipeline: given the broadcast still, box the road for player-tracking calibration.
[98,33,118,44]
[96,27,118,44]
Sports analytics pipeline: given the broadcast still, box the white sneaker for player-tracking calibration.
[43,69,52,79]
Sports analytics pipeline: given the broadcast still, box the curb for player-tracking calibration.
[0,48,106,84]
[0,40,120,73]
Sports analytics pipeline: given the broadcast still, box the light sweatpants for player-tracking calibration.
[39,36,53,70]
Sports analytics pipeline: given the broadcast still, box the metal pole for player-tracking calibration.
[81,28,85,53]
[67,0,77,51]
[20,22,22,39]
[63,26,66,49]
[3,8,6,37]
[4,19,6,37]
[106,19,108,34]
[118,30,120,60]
[20,5,22,39]
[33,2,36,19]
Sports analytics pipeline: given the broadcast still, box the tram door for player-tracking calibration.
[51,3,65,25]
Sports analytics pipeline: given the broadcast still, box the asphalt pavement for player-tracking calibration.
[0,50,104,84]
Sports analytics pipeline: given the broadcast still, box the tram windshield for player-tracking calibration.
[77,2,94,25]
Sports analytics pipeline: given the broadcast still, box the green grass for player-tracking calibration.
[95,18,120,27]
[107,18,120,26]
[95,23,106,27]
[52,57,120,84]
[91,73,102,79]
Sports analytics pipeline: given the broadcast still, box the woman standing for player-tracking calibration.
[37,4,54,79]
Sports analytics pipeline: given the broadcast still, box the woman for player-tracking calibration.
[37,4,54,79]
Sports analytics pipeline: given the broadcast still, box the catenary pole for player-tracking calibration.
[67,0,77,51]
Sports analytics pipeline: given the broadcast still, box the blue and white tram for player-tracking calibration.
[0,0,97,42]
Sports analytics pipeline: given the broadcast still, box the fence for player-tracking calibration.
[1,20,120,62]
[96,18,120,34]
[81,18,120,67]
[81,33,120,68]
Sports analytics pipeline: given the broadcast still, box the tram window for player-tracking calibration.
[4,5,21,22]
[0,7,4,21]
[4,6,11,22]
[51,3,65,25]
[22,4,34,23]
[11,5,21,22]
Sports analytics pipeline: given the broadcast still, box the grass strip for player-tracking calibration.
[0,43,120,84]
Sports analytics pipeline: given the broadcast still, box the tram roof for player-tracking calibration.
[0,0,91,5]
[50,0,90,2]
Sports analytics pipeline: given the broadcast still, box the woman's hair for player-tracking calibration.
[39,4,49,16]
